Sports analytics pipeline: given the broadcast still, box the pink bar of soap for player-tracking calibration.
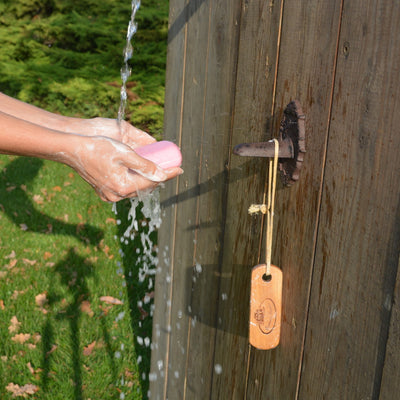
[135,140,182,169]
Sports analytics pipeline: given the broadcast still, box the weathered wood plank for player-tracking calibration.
[209,1,283,398]
[299,1,400,398]
[245,0,343,398]
[161,0,212,398]
[183,1,242,398]
[379,256,400,399]
[149,0,187,398]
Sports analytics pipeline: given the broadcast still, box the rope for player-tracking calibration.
[265,139,279,276]
[248,139,279,276]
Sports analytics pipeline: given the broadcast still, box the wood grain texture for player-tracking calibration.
[152,0,400,399]
[183,1,242,398]
[210,1,283,398]
[162,0,211,398]
[245,0,343,398]
[299,1,400,398]
[149,0,187,398]
[379,256,400,399]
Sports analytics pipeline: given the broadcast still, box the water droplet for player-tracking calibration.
[214,364,223,374]
[195,262,202,273]
[149,372,157,382]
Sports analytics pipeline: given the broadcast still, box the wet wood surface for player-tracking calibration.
[151,0,400,398]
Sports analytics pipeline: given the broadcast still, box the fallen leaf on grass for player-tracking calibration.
[33,194,44,205]
[8,316,21,333]
[35,293,48,314]
[6,382,38,397]
[43,252,52,260]
[6,186,16,192]
[46,344,57,358]
[20,224,29,231]
[106,218,117,225]
[83,341,96,356]
[35,293,48,308]
[11,333,31,344]
[52,186,62,192]
[32,333,41,343]
[138,306,148,320]
[100,296,123,305]
[45,262,55,268]
[27,362,35,374]
[5,250,16,259]
[80,301,94,317]
[0,299,4,310]
[22,259,37,266]
[11,290,26,300]
[6,259,18,269]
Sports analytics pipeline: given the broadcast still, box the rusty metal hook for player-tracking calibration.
[233,100,306,186]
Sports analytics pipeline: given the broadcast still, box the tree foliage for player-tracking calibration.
[0,0,169,135]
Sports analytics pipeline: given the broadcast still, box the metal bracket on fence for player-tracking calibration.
[233,100,306,186]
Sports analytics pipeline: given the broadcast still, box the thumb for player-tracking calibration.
[121,151,168,182]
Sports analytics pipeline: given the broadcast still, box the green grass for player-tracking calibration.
[0,0,169,398]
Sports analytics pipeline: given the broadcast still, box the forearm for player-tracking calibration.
[0,110,79,164]
[0,92,78,131]
[0,92,101,136]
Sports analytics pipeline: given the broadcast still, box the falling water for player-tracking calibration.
[118,0,141,123]
[113,1,165,398]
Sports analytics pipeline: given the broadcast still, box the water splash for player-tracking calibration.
[118,0,141,123]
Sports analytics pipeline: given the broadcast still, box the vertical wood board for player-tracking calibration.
[184,1,242,398]
[246,0,343,398]
[379,256,400,399]
[163,0,212,398]
[299,1,400,398]
[150,0,187,398]
[210,1,282,398]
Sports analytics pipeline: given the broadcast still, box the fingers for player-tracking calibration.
[98,165,183,203]
[119,120,156,148]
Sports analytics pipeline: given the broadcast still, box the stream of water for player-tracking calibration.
[118,0,141,124]
[114,1,164,398]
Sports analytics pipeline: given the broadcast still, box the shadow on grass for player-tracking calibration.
[116,199,155,398]
[40,249,111,400]
[0,157,114,398]
[1,156,152,398]
[0,157,103,244]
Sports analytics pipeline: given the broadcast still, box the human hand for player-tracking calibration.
[68,117,156,150]
[67,134,181,202]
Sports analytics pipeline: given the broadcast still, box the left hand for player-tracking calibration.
[66,135,181,202]
[74,117,156,149]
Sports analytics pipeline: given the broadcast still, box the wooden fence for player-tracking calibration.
[150,0,400,398]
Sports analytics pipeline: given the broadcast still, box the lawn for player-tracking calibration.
[0,0,169,398]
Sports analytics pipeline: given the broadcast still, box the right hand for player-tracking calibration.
[67,135,181,202]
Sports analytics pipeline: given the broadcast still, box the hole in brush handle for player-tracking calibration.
[135,141,182,169]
